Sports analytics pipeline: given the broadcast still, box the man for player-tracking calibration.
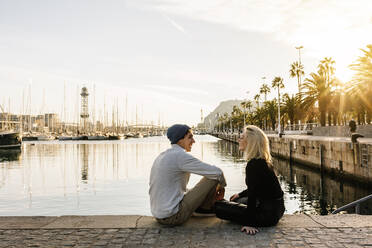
[149,124,226,226]
[349,119,364,143]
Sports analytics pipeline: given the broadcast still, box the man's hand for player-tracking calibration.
[230,194,239,201]
[215,185,225,201]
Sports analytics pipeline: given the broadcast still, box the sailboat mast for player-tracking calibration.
[116,98,119,134]
[28,83,32,132]
[104,92,107,132]
[125,94,128,131]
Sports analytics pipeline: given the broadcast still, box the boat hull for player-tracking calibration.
[0,132,22,150]
[22,136,38,141]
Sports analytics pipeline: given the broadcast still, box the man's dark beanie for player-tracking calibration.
[167,124,191,144]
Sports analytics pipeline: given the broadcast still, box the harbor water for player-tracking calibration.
[0,135,371,216]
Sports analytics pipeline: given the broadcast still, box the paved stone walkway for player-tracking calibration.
[1,226,372,248]
[1,214,372,247]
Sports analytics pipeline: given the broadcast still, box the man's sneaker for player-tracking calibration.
[192,207,216,217]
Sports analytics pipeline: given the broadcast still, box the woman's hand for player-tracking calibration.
[230,194,239,201]
[241,226,259,235]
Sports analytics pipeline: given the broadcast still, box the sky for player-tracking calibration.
[0,0,371,126]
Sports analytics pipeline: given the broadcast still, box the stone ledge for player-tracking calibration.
[1,214,371,229]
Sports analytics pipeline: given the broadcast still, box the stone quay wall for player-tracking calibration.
[269,135,372,184]
[213,133,372,185]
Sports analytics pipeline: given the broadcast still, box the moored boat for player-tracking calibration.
[0,131,22,149]
[22,136,38,141]
[37,134,55,141]
[87,135,107,140]
[58,136,73,140]
[133,132,143,138]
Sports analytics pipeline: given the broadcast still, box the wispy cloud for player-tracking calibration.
[146,0,372,80]
[160,12,189,36]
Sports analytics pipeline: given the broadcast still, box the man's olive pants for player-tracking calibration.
[156,177,218,226]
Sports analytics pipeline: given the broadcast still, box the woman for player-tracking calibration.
[215,125,285,235]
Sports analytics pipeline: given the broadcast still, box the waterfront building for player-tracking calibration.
[44,113,60,133]
[0,113,20,131]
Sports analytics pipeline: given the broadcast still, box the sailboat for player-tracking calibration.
[0,105,22,149]
[0,130,22,149]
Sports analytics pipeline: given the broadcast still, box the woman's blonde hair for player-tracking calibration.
[242,125,272,163]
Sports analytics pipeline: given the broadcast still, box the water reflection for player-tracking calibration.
[0,149,21,162]
[1,136,371,216]
[81,144,89,181]
[215,139,372,215]
[216,139,242,162]
[0,138,173,216]
[280,158,372,215]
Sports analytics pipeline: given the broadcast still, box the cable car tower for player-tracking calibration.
[80,87,89,133]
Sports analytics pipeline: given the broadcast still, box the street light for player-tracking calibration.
[243,91,249,128]
[295,45,303,64]
[277,86,281,137]
[262,76,267,130]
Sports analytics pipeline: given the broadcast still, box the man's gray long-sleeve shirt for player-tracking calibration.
[149,144,226,219]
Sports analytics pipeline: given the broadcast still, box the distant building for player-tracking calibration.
[1,112,61,133]
[0,113,20,130]
[19,115,31,132]
[95,121,104,132]
[44,113,60,132]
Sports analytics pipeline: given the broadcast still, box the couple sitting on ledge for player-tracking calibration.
[149,124,285,235]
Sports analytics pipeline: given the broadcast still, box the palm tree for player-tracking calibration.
[254,94,261,109]
[318,57,335,85]
[222,112,229,132]
[328,78,346,125]
[251,106,265,129]
[272,77,285,131]
[259,84,271,102]
[300,71,331,126]
[282,93,299,129]
[272,77,285,94]
[260,84,271,130]
[241,100,253,127]
[264,100,278,130]
[217,114,224,132]
[289,61,305,93]
[231,105,243,131]
[349,44,372,123]
[245,100,253,113]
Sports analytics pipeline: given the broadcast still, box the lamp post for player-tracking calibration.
[262,76,267,130]
[295,45,303,64]
[272,77,284,137]
[243,91,249,128]
[277,86,281,136]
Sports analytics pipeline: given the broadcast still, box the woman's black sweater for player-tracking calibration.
[215,158,285,226]
[236,158,284,226]
[215,159,285,227]
[239,158,284,211]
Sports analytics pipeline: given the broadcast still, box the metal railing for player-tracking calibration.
[283,123,319,131]
[332,194,372,214]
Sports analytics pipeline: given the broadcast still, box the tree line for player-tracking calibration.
[216,44,372,132]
